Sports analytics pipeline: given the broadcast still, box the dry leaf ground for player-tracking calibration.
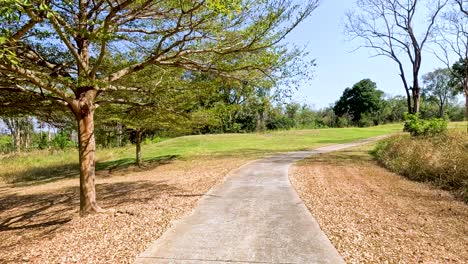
[0,156,248,263]
[290,145,468,263]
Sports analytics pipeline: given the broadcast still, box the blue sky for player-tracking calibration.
[283,1,448,109]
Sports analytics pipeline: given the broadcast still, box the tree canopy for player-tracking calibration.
[0,0,318,215]
[422,68,458,118]
[333,79,385,124]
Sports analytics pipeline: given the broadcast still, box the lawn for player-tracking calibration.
[0,123,403,185]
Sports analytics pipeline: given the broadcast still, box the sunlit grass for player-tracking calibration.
[449,121,468,131]
[1,124,404,184]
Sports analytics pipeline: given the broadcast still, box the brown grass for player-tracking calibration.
[290,145,468,263]
[0,156,249,263]
[373,131,468,201]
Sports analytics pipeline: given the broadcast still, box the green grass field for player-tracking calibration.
[0,124,404,185]
[450,121,468,131]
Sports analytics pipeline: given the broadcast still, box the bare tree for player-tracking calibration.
[346,0,449,113]
[455,0,468,15]
[435,0,468,130]
[0,0,318,215]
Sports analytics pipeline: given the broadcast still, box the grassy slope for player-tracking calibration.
[1,124,403,184]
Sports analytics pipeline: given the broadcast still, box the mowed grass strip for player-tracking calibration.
[0,124,403,184]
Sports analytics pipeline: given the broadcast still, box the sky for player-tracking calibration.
[283,1,449,109]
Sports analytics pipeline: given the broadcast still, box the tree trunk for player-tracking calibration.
[25,132,30,150]
[72,88,102,216]
[256,111,264,132]
[398,66,412,113]
[135,129,142,166]
[47,125,51,149]
[118,124,122,147]
[412,85,420,114]
[465,91,468,133]
[439,104,444,119]
[14,128,21,153]
[77,108,102,215]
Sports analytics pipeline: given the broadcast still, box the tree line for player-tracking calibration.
[2,72,464,156]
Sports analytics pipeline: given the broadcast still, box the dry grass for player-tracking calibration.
[290,145,468,263]
[373,131,468,201]
[0,156,248,263]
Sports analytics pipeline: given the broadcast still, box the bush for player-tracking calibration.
[51,131,75,150]
[373,131,468,202]
[403,113,447,137]
[358,113,375,127]
[266,116,295,130]
[336,116,349,128]
[0,135,13,153]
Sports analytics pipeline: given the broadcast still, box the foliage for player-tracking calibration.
[333,79,385,125]
[373,131,468,202]
[422,68,459,117]
[403,113,448,137]
[266,113,295,130]
[51,130,76,150]
[0,135,13,153]
[0,0,319,213]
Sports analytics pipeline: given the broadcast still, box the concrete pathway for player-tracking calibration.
[136,137,383,264]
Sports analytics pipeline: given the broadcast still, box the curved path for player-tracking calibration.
[136,138,383,264]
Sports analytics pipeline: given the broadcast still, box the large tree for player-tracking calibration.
[333,79,385,123]
[346,0,448,113]
[0,0,318,215]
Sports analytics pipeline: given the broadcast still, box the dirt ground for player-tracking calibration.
[290,145,468,263]
[0,156,248,263]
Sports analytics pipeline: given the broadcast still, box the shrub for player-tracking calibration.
[336,116,349,128]
[266,116,295,130]
[51,131,75,150]
[373,131,468,202]
[403,113,447,137]
[358,113,375,127]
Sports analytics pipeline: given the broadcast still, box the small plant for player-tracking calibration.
[403,113,447,137]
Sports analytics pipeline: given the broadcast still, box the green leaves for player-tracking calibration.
[0,35,19,65]
[334,79,385,124]
[403,113,448,137]
[206,0,242,16]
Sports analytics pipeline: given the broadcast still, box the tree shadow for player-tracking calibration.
[300,149,374,166]
[7,155,179,187]
[0,180,182,253]
[4,164,79,186]
[96,155,178,173]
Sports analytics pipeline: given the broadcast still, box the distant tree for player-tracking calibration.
[333,79,385,125]
[284,102,300,127]
[434,0,467,130]
[296,104,318,128]
[381,95,407,122]
[422,68,458,118]
[0,0,318,215]
[346,0,449,113]
[2,117,34,152]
